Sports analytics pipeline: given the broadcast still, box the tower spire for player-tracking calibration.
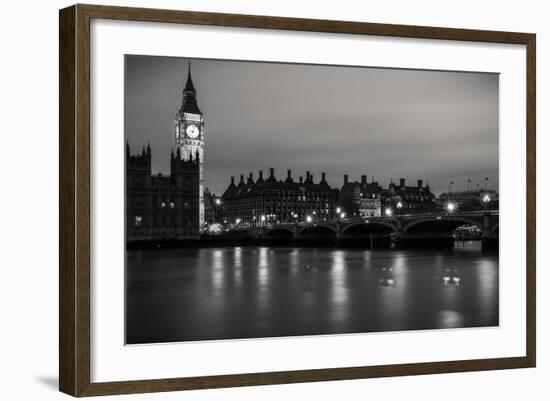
[178,61,201,114]
[184,61,196,93]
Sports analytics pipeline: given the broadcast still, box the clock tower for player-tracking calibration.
[174,63,205,232]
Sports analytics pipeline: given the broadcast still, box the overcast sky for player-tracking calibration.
[125,55,498,196]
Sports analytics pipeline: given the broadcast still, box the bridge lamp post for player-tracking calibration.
[482,194,490,209]
[261,215,266,227]
[446,202,456,213]
[336,207,341,215]
[306,215,313,223]
[340,212,346,219]
[396,202,403,216]
[385,208,393,217]
[215,198,221,206]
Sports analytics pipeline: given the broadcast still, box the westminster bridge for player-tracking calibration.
[242,210,499,249]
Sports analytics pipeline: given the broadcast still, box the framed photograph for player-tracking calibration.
[59,4,536,397]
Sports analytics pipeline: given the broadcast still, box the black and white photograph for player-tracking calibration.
[125,56,499,345]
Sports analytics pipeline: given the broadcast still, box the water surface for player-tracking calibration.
[126,242,498,344]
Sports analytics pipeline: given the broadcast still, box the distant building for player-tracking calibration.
[382,178,436,214]
[126,146,200,242]
[339,175,383,217]
[204,188,223,229]
[221,169,339,227]
[438,189,498,211]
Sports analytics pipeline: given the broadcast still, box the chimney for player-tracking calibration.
[269,167,275,178]
[299,176,303,184]
[361,175,367,185]
[258,170,264,181]
[248,172,254,184]
[344,174,349,184]
[418,179,423,188]
[230,176,235,186]
[239,174,244,184]
[400,178,405,188]
[285,169,294,183]
[322,172,326,181]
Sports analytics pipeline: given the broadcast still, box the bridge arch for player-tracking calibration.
[341,221,397,236]
[296,224,337,239]
[262,226,295,240]
[403,216,482,234]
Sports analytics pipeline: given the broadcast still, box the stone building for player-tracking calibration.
[221,169,339,228]
[126,64,204,243]
[126,146,200,242]
[438,189,498,211]
[339,174,383,217]
[204,188,223,229]
[174,64,206,231]
[382,178,436,214]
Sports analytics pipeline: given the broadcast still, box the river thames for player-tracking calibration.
[126,241,498,344]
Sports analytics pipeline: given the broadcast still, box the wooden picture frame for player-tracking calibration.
[59,3,536,397]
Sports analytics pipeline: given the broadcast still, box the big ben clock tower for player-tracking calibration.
[174,64,205,232]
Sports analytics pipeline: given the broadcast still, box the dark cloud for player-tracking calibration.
[125,56,498,196]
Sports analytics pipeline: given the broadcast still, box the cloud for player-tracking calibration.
[125,56,498,196]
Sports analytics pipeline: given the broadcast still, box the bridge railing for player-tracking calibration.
[221,210,499,232]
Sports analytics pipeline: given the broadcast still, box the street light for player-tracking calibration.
[215,198,221,205]
[385,208,393,217]
[336,207,341,214]
[340,212,346,219]
[483,194,490,203]
[306,215,312,223]
[446,202,456,213]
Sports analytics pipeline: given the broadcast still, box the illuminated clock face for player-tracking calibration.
[186,124,200,139]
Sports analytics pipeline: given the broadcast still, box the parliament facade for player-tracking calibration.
[126,146,201,242]
[126,65,204,243]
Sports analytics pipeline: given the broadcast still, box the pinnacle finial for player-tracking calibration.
[184,61,196,92]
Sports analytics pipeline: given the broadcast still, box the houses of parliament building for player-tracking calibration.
[126,66,204,243]
[126,65,440,243]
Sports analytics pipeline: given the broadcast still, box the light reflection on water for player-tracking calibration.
[126,242,498,344]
